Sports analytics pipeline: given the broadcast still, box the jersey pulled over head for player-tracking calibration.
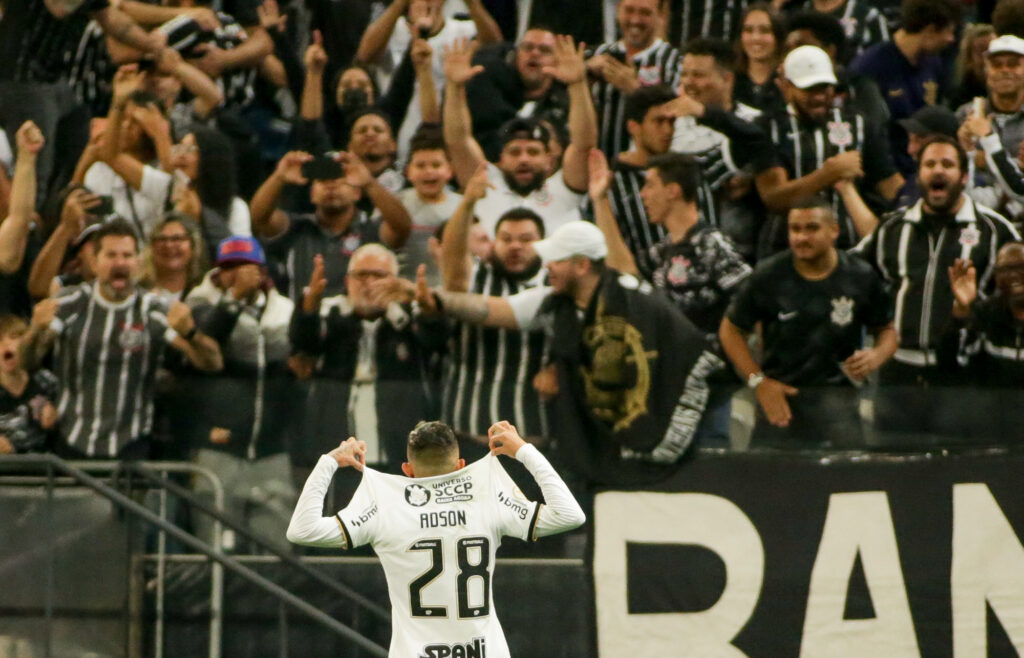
[403,421,466,478]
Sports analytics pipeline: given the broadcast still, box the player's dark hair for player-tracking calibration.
[900,0,960,34]
[494,207,546,239]
[92,218,140,254]
[624,84,678,124]
[784,10,847,53]
[917,134,968,172]
[686,37,737,73]
[646,153,702,204]
[789,194,837,224]
[407,421,459,469]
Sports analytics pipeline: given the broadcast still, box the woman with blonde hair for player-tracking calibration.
[138,213,207,304]
[952,24,996,108]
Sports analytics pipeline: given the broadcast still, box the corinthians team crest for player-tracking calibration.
[666,256,691,286]
[827,121,853,148]
[830,296,854,327]
[404,484,431,507]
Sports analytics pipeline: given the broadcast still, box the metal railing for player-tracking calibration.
[0,454,388,658]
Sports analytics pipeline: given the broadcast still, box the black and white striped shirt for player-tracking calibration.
[0,0,107,83]
[758,104,898,254]
[605,161,666,280]
[592,39,682,158]
[50,284,177,457]
[441,263,548,438]
[669,0,750,45]
[801,0,890,58]
[671,105,776,240]
[69,20,115,117]
[854,197,1020,365]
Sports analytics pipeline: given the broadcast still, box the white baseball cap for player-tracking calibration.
[783,45,838,89]
[532,221,608,263]
[987,35,1024,57]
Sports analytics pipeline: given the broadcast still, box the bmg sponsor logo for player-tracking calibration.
[497,491,529,520]
[418,637,485,658]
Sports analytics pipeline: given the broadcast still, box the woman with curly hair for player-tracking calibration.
[170,125,252,262]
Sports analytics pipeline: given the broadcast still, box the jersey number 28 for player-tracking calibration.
[408,536,490,619]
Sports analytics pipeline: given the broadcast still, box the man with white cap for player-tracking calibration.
[416,220,723,486]
[959,35,1024,209]
[754,44,903,258]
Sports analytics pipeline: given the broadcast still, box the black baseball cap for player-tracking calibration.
[497,118,551,149]
[899,106,959,139]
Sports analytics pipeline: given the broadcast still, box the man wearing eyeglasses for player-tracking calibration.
[459,28,574,161]
[289,244,448,472]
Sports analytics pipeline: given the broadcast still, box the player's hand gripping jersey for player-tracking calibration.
[288,443,584,658]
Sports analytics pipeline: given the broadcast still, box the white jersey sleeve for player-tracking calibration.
[487,454,542,542]
[514,444,586,538]
[287,455,381,550]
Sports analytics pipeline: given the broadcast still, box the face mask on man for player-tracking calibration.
[341,88,370,113]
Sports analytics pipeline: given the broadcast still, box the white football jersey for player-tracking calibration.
[336,455,541,658]
[475,164,584,239]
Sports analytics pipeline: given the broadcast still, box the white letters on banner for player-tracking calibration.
[952,483,1024,656]
[594,484,1024,655]
[801,492,920,657]
[593,492,763,657]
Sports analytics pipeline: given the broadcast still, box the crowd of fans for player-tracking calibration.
[2,0,1024,543]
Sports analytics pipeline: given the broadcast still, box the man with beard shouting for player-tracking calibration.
[20,219,222,459]
[442,35,597,238]
[855,135,1020,444]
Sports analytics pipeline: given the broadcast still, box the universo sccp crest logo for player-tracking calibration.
[405,484,431,507]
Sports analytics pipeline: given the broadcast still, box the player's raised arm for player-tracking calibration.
[488,421,586,536]
[287,438,368,548]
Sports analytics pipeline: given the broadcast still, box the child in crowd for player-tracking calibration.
[397,127,463,286]
[0,316,58,455]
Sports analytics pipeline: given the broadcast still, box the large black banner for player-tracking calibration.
[593,449,1024,657]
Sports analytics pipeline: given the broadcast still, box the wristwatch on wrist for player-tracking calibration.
[746,372,765,389]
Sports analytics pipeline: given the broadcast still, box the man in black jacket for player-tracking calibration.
[290,244,448,473]
[464,28,570,162]
[855,136,1020,444]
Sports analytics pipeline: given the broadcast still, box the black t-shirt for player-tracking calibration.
[726,250,893,386]
[649,224,751,335]
[263,211,380,303]
[0,0,108,83]
[0,369,59,453]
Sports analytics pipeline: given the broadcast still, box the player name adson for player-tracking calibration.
[419,510,468,528]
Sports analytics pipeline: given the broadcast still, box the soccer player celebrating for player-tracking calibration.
[286,419,585,657]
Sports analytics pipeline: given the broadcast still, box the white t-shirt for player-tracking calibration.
[390,18,478,164]
[0,128,12,176]
[476,164,584,238]
[287,445,585,658]
[84,161,173,241]
[228,197,253,237]
[397,187,463,285]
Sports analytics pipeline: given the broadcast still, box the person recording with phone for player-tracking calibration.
[249,148,411,304]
